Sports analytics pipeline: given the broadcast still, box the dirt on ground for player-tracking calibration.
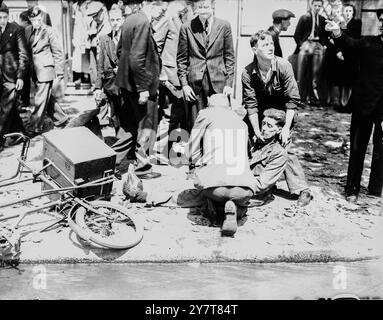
[0,99,382,263]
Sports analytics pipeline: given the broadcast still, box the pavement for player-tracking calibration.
[0,92,382,264]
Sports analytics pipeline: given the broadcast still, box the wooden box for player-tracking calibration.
[42,127,116,199]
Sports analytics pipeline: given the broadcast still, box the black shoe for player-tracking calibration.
[345,193,358,203]
[367,189,382,198]
[297,190,313,207]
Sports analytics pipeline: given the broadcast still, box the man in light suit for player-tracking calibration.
[177,0,235,131]
[0,3,29,151]
[25,7,68,135]
[94,6,124,132]
[113,0,168,178]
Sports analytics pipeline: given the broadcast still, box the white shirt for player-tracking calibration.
[199,15,213,35]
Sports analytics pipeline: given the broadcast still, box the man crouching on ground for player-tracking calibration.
[186,93,255,236]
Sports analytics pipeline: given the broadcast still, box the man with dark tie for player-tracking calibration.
[294,0,329,105]
[268,9,295,58]
[0,2,29,151]
[177,0,235,131]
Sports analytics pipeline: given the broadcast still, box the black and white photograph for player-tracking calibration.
[0,0,382,302]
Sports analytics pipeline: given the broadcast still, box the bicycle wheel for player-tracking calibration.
[69,201,144,250]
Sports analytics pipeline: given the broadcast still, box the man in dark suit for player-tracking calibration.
[151,0,189,164]
[0,3,29,150]
[94,6,124,132]
[24,7,68,135]
[294,0,329,105]
[268,9,295,58]
[113,0,168,178]
[326,10,383,201]
[177,0,235,131]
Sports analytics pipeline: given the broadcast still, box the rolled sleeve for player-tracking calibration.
[280,61,300,111]
[242,68,258,116]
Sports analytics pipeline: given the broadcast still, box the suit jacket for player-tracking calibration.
[25,24,64,83]
[0,22,29,84]
[95,32,118,90]
[268,25,283,58]
[154,14,182,86]
[177,16,235,93]
[293,12,329,54]
[334,33,383,119]
[115,11,161,96]
[187,106,255,193]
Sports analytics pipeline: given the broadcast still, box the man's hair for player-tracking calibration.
[207,93,230,109]
[250,30,273,48]
[263,108,286,127]
[0,2,9,14]
[109,5,124,15]
[273,17,284,24]
[311,0,323,4]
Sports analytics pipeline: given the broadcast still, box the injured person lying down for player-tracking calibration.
[122,94,288,237]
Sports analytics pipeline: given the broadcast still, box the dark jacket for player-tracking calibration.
[115,11,161,96]
[95,32,118,91]
[242,56,300,122]
[0,22,29,83]
[344,18,362,39]
[293,12,329,54]
[177,16,235,93]
[268,25,282,58]
[334,33,383,119]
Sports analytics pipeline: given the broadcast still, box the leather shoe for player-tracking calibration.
[297,190,313,207]
[221,201,238,237]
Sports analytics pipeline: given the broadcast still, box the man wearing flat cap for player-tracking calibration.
[24,6,68,135]
[0,2,29,150]
[268,9,295,57]
[325,9,383,202]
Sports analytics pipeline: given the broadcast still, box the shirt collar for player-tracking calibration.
[199,15,213,29]
[252,56,277,75]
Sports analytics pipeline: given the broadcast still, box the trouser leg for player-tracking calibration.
[202,186,253,222]
[312,43,325,103]
[30,80,52,133]
[346,113,373,195]
[297,49,311,103]
[0,81,17,137]
[284,138,309,195]
[368,119,383,195]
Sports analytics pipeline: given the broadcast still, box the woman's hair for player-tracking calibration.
[344,3,357,18]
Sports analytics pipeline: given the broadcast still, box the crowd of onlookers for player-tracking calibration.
[0,0,382,236]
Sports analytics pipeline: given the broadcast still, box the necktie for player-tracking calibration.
[0,28,2,39]
[203,20,209,47]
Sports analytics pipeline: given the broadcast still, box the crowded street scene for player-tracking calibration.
[0,0,382,301]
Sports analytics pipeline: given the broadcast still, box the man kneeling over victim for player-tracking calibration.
[186,94,288,236]
[123,94,288,237]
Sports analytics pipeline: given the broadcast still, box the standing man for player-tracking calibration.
[177,0,235,131]
[242,30,312,206]
[94,6,124,132]
[151,0,190,164]
[24,7,68,135]
[0,2,29,150]
[325,10,383,201]
[268,9,295,58]
[113,0,168,178]
[294,0,329,105]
